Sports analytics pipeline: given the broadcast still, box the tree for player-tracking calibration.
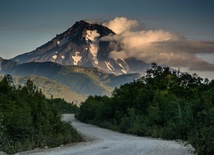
[0,75,83,154]
[77,63,214,155]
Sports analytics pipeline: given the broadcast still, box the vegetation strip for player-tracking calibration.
[0,75,83,154]
[76,63,214,155]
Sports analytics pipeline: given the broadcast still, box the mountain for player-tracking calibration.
[0,58,86,104]
[12,75,86,104]
[0,59,141,96]
[12,20,149,74]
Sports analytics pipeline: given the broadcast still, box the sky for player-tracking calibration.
[0,0,214,78]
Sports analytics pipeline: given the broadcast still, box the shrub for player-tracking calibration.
[0,75,83,154]
[77,63,214,155]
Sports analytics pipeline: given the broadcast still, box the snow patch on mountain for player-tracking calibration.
[121,59,129,69]
[118,63,127,74]
[105,61,115,72]
[61,55,65,59]
[57,36,70,47]
[121,69,127,74]
[85,30,100,65]
[118,63,123,68]
[52,55,57,60]
[85,30,100,41]
[89,44,99,64]
[72,52,82,65]
[121,59,127,64]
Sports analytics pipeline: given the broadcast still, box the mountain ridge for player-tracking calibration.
[0,59,141,96]
[12,20,149,74]
[12,75,86,104]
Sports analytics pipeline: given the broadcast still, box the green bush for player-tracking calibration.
[0,75,83,154]
[77,63,214,155]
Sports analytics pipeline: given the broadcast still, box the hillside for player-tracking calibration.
[0,59,141,96]
[12,75,86,104]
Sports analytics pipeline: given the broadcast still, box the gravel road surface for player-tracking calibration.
[17,114,195,155]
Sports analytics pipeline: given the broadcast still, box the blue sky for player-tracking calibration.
[0,0,214,78]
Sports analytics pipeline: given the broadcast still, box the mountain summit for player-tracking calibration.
[12,20,149,74]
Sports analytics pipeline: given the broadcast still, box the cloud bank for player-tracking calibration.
[101,17,214,72]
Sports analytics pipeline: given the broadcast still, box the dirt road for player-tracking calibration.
[17,114,195,155]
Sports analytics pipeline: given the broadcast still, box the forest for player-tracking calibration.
[77,63,214,155]
[0,75,82,154]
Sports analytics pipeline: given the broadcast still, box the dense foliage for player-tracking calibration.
[49,98,79,114]
[77,63,214,155]
[0,75,83,154]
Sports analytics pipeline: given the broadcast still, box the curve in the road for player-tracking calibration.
[16,114,195,155]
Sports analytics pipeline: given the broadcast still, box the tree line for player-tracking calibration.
[0,75,82,154]
[76,63,214,155]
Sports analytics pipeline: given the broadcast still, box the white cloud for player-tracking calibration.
[103,17,141,34]
[101,17,214,72]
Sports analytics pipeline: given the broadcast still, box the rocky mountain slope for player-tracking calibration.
[12,20,149,74]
